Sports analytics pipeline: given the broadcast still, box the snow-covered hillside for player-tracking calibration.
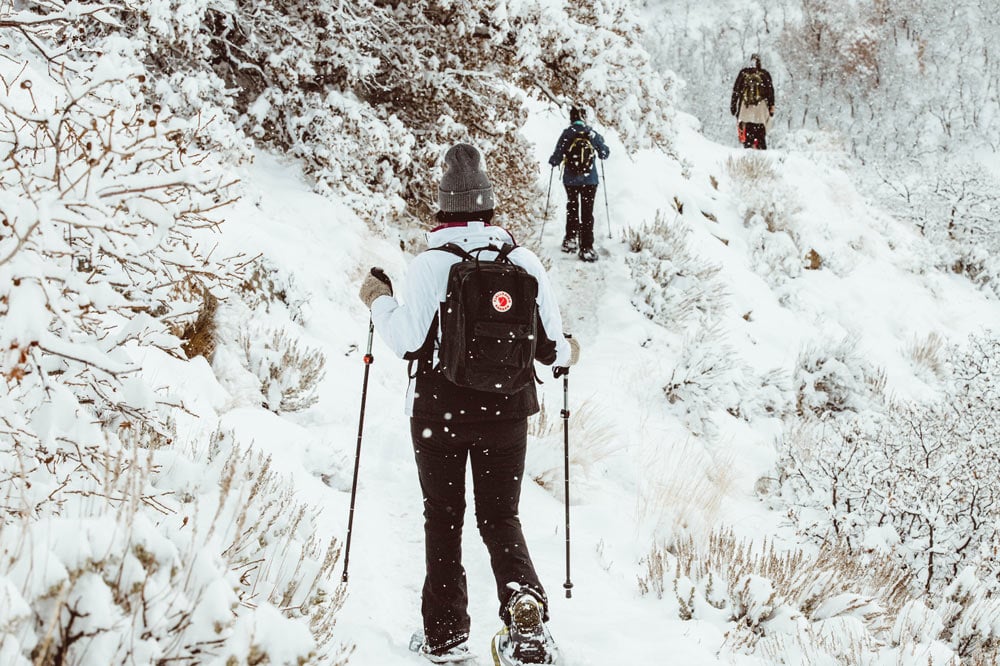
[3,1,1000,665]
[124,103,995,664]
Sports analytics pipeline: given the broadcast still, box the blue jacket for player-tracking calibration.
[548,122,610,186]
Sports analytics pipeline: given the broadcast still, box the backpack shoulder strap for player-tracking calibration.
[495,243,517,263]
[433,242,516,265]
[430,243,474,260]
[405,311,439,376]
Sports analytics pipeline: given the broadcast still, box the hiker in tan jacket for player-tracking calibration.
[730,54,776,149]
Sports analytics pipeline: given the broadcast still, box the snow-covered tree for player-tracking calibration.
[778,336,1000,601]
[0,7,349,663]
[641,0,1000,157]
[91,0,678,232]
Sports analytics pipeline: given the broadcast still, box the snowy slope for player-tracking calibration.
[183,101,1000,665]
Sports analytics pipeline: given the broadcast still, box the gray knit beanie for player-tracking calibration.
[438,143,495,213]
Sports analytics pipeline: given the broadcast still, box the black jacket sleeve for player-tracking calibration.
[533,313,557,365]
[730,70,744,116]
[763,70,775,107]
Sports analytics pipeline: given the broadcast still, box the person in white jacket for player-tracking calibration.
[358,143,579,663]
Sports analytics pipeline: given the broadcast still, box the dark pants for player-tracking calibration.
[564,184,598,250]
[743,122,767,150]
[411,418,546,653]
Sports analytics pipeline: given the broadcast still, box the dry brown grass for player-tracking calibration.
[726,153,779,188]
[636,436,736,542]
[640,529,914,650]
[906,331,946,380]
[624,223,646,252]
[528,398,619,496]
[180,288,219,360]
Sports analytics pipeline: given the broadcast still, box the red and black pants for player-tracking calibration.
[742,122,768,150]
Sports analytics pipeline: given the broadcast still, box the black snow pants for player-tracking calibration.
[410,417,547,654]
[564,184,598,250]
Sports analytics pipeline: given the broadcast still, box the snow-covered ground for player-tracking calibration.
[167,99,1000,664]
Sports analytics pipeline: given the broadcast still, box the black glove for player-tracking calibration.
[553,366,569,378]
[370,267,393,295]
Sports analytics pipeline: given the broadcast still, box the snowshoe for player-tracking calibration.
[490,625,559,665]
[409,631,476,663]
[560,236,578,253]
[578,247,598,262]
[490,593,559,665]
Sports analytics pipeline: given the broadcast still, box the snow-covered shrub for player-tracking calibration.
[778,336,1000,602]
[905,331,947,383]
[238,257,308,324]
[177,285,220,360]
[746,219,804,289]
[238,325,328,414]
[793,336,874,418]
[639,529,912,650]
[739,368,796,422]
[936,568,1000,660]
[0,33,241,433]
[0,14,351,663]
[726,155,805,286]
[0,426,350,665]
[662,329,751,435]
[626,211,729,334]
[872,159,1000,299]
[726,155,799,236]
[726,153,779,190]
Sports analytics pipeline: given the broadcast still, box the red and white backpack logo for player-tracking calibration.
[492,291,513,312]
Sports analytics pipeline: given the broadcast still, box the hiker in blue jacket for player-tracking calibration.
[548,107,610,262]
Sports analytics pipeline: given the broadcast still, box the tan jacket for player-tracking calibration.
[738,100,772,126]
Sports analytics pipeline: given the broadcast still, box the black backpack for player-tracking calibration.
[428,243,539,394]
[741,69,765,107]
[564,132,596,176]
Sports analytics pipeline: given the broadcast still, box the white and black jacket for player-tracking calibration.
[371,221,572,422]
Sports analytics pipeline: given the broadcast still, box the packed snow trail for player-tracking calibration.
[297,107,771,666]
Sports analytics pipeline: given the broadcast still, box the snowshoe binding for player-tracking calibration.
[561,236,578,253]
[490,593,559,665]
[578,247,598,262]
[409,631,476,663]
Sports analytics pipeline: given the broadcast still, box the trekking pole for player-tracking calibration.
[600,160,612,239]
[342,268,389,583]
[561,335,573,599]
[540,166,555,242]
[544,166,555,219]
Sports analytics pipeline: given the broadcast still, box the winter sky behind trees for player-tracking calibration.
[1,0,999,664]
